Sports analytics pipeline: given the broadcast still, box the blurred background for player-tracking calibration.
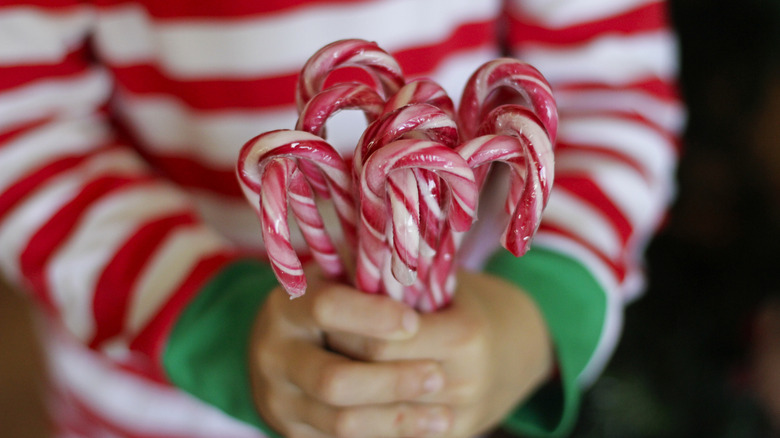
[2,0,779,436]
[571,0,780,436]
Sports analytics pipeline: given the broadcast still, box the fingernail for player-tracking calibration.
[423,412,449,433]
[423,371,444,393]
[401,309,419,334]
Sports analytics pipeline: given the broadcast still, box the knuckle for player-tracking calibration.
[314,363,348,405]
[332,408,360,438]
[309,292,334,327]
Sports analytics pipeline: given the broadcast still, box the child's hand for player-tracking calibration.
[327,270,554,437]
[249,269,553,438]
[249,270,452,438]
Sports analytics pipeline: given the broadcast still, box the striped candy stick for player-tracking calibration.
[354,104,458,291]
[296,39,406,112]
[380,82,459,302]
[421,110,554,309]
[383,78,456,120]
[475,105,555,257]
[356,139,477,306]
[253,158,337,298]
[237,130,356,297]
[458,58,557,142]
[294,82,384,202]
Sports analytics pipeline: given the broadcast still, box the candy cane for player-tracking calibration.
[356,139,477,296]
[420,106,555,308]
[245,158,333,297]
[296,82,385,138]
[237,130,357,296]
[383,78,456,120]
[473,105,555,256]
[296,39,406,112]
[295,82,384,198]
[458,58,557,142]
[355,104,458,288]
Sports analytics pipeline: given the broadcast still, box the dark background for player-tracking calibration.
[2,0,779,436]
[571,0,780,436]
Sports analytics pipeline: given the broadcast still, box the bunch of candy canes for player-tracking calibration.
[237,39,556,312]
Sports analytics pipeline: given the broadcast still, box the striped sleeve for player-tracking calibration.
[0,1,257,387]
[486,0,683,435]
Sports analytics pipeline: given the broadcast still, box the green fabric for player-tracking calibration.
[485,247,608,437]
[163,259,282,438]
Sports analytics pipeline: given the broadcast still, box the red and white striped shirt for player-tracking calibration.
[0,1,682,436]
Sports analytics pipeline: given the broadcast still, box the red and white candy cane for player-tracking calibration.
[296,39,406,112]
[237,130,356,297]
[473,104,555,256]
[383,78,456,120]
[295,82,384,198]
[458,58,557,142]
[420,104,556,309]
[296,82,385,138]
[356,139,477,298]
[249,158,335,298]
[355,104,458,289]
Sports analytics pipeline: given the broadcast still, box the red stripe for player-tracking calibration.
[94,0,372,19]
[555,140,650,182]
[111,20,494,111]
[0,154,90,220]
[508,2,669,46]
[89,213,199,349]
[558,107,679,152]
[149,154,243,197]
[537,223,627,284]
[128,252,237,382]
[0,0,80,9]
[0,115,55,148]
[557,77,681,103]
[113,65,298,110]
[555,176,633,244]
[19,175,154,308]
[0,46,91,91]
[393,20,496,77]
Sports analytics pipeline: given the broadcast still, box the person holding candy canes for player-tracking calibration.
[0,1,683,437]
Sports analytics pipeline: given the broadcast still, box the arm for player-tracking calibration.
[0,2,278,432]
[487,0,683,434]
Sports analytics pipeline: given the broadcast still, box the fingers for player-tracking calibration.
[292,396,453,438]
[284,339,445,406]
[308,285,420,340]
[326,296,485,361]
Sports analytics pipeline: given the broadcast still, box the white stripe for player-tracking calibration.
[0,150,147,284]
[46,186,194,341]
[581,280,622,386]
[0,116,111,191]
[557,114,677,182]
[115,47,496,166]
[0,5,94,63]
[95,0,499,78]
[116,91,298,167]
[0,68,111,132]
[45,326,263,437]
[511,0,660,27]
[554,152,670,231]
[519,31,677,86]
[554,87,685,133]
[126,226,229,333]
[542,189,622,259]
